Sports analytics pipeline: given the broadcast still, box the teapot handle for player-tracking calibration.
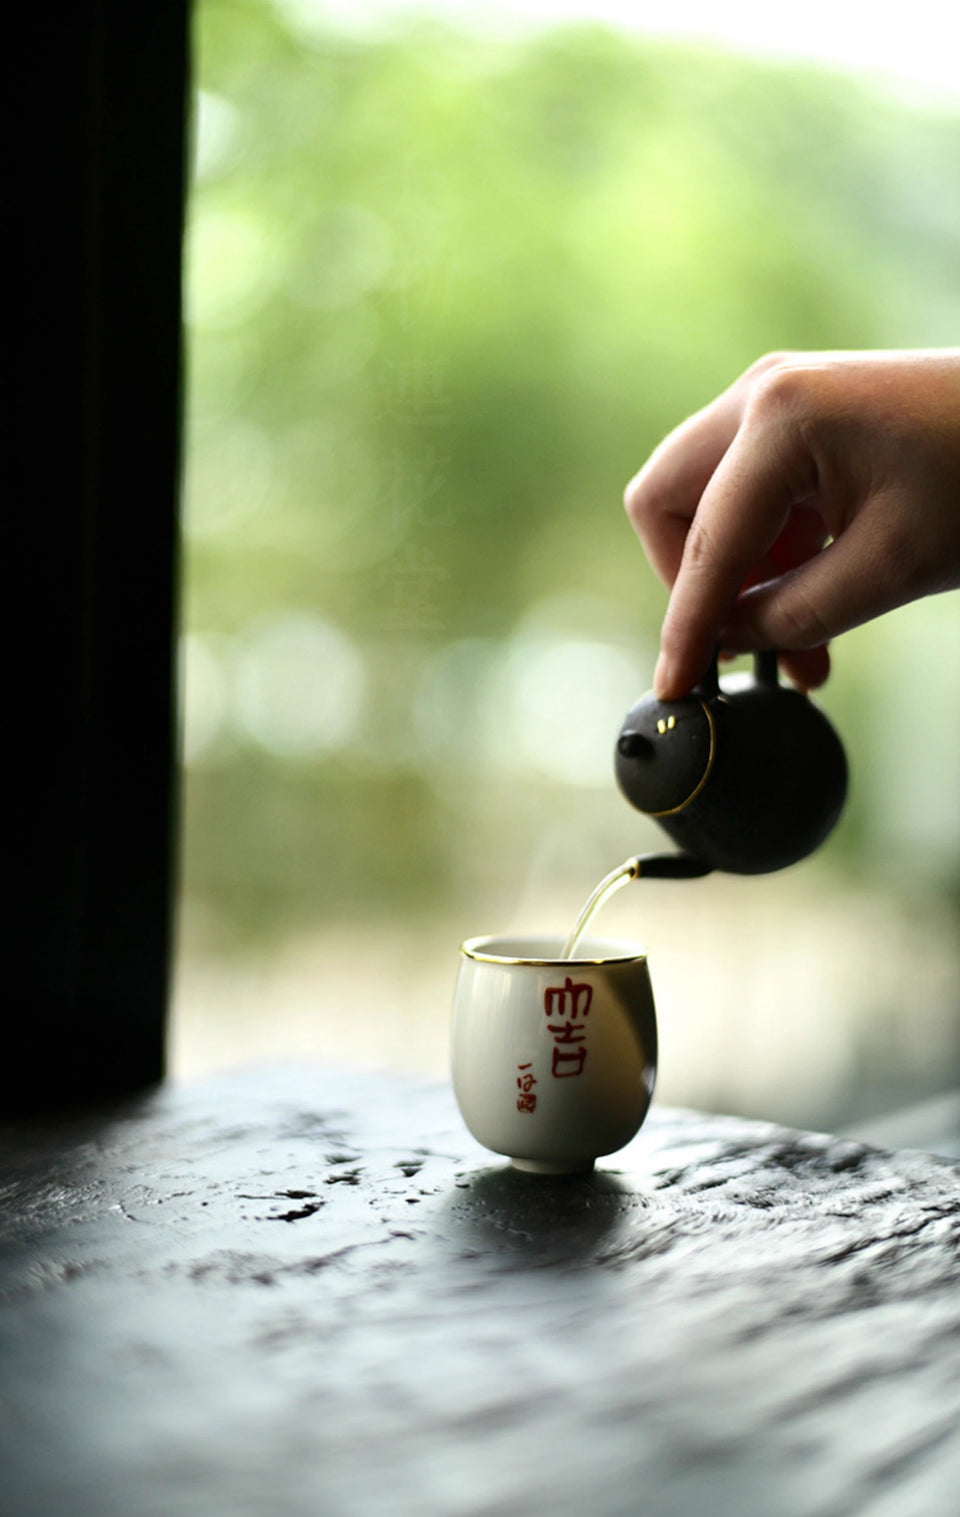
[754,650,779,686]
[699,647,779,694]
[699,649,721,697]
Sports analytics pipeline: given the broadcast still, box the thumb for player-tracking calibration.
[721,499,916,651]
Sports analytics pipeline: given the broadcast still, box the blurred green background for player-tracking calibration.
[175,0,960,1133]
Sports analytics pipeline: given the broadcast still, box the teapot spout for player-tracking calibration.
[632,853,713,880]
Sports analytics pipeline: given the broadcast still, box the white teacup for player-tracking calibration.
[451,935,656,1174]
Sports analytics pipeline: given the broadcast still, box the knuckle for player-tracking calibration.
[746,362,810,425]
[682,514,718,574]
[622,472,645,524]
[623,470,668,537]
[744,350,797,382]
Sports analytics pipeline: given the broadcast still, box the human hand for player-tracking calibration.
[624,350,960,698]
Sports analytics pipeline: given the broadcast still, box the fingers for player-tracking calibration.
[653,389,818,697]
[628,349,960,700]
[624,384,752,587]
[720,498,918,655]
[762,506,832,580]
[778,646,831,690]
[626,356,824,697]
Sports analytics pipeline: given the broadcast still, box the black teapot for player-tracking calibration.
[615,650,848,875]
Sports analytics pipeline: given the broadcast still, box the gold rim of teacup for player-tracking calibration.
[461,936,646,966]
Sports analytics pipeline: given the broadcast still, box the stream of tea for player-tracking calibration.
[560,852,713,957]
[561,858,639,959]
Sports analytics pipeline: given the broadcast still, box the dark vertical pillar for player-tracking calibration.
[10,3,189,1113]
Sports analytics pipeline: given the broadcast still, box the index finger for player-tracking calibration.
[624,386,751,587]
[654,404,817,697]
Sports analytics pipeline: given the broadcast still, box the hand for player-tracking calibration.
[624,349,960,698]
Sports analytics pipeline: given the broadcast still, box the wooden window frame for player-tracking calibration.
[10,3,190,1113]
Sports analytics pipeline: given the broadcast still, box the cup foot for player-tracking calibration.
[510,1157,596,1176]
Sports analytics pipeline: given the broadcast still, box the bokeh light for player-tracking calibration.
[233,612,367,757]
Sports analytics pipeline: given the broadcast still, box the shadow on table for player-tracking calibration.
[437,1162,653,1270]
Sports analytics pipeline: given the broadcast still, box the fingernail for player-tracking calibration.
[653,652,671,699]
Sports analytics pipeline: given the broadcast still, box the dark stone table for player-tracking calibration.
[1,1067,958,1517]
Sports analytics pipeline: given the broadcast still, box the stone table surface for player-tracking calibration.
[1,1066,958,1517]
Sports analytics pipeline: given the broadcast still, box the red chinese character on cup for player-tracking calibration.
[551,1045,588,1078]
[544,978,592,1077]
[545,1019,586,1044]
[544,977,593,1023]
[516,1062,538,1113]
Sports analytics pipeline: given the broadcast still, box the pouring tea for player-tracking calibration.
[450,650,849,1173]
